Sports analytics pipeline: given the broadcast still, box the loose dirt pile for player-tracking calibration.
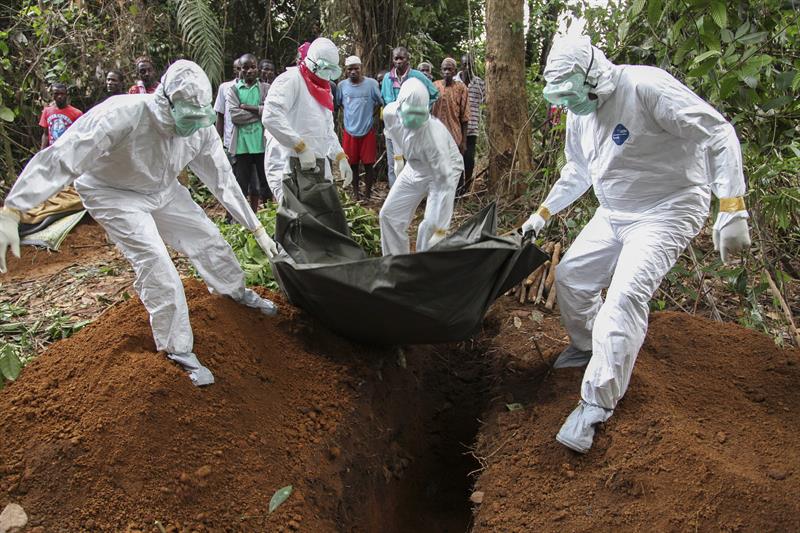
[471,308,800,532]
[5,220,115,282]
[0,280,481,532]
[2,253,799,532]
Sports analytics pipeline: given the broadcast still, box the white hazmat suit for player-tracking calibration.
[380,78,464,255]
[525,37,751,453]
[262,37,351,197]
[0,60,279,386]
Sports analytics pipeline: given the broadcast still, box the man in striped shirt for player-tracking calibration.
[454,54,486,195]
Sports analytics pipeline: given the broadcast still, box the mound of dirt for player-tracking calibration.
[3,264,798,532]
[5,219,115,282]
[471,309,800,532]
[0,280,481,532]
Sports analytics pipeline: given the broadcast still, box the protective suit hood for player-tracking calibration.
[396,78,430,128]
[397,77,430,109]
[544,35,621,106]
[151,60,214,130]
[303,37,341,80]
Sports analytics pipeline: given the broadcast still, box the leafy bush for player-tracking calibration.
[0,302,90,389]
[213,194,382,290]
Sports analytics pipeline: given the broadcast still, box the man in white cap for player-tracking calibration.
[262,37,352,202]
[380,78,463,255]
[521,35,751,453]
[335,55,383,200]
[0,60,279,387]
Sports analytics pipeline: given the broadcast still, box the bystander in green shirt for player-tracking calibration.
[235,80,264,155]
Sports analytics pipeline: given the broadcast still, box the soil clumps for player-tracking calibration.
[471,308,800,532]
[0,280,480,532]
[2,261,799,531]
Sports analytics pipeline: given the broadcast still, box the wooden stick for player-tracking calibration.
[526,265,546,302]
[687,244,722,322]
[524,264,542,287]
[545,280,558,310]
[535,261,550,305]
[518,281,527,304]
[763,268,800,347]
[544,242,562,292]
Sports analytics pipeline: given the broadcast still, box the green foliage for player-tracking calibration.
[0,302,90,389]
[403,0,485,72]
[212,193,382,290]
[175,0,223,85]
[0,0,183,189]
[215,206,280,289]
[570,1,800,230]
[268,485,293,513]
[0,346,23,391]
[340,192,382,257]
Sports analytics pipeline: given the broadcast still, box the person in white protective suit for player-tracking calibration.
[0,60,280,387]
[521,36,752,453]
[262,37,352,202]
[379,78,464,255]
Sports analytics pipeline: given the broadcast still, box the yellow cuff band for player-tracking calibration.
[536,206,551,221]
[393,155,404,161]
[0,207,20,222]
[719,197,746,212]
[293,141,307,153]
[335,152,348,162]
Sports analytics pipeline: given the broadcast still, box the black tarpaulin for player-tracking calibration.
[271,159,549,345]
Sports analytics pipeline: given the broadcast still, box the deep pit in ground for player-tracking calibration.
[0,279,490,532]
[4,278,798,531]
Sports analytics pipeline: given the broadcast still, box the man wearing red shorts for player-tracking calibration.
[336,56,384,199]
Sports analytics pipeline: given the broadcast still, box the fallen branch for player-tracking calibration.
[687,244,722,322]
[526,265,546,302]
[545,281,557,310]
[535,260,550,305]
[544,242,561,293]
[763,268,800,347]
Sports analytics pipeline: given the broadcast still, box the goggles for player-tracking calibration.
[166,92,216,137]
[307,57,342,81]
[543,47,597,107]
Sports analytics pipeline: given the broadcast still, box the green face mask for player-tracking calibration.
[169,98,217,137]
[399,103,429,129]
[542,47,598,116]
[308,57,342,81]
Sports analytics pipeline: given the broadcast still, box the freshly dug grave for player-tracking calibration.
[0,280,486,532]
[471,307,800,532]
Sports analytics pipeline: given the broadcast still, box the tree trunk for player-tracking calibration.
[485,0,533,195]
[346,0,404,77]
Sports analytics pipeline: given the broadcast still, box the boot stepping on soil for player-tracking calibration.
[553,346,592,369]
[238,288,278,316]
[555,400,613,454]
[167,352,215,387]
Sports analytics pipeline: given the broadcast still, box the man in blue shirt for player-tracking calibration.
[336,56,384,200]
[380,46,439,187]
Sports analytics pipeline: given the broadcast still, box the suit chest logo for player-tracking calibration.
[612,123,629,145]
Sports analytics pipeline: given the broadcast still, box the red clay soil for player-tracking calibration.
[0,279,479,532]
[5,219,115,281]
[3,263,799,532]
[471,308,800,532]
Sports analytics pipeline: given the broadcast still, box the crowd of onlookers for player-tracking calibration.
[37,46,486,208]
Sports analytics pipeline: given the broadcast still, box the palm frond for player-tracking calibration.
[175,0,223,85]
